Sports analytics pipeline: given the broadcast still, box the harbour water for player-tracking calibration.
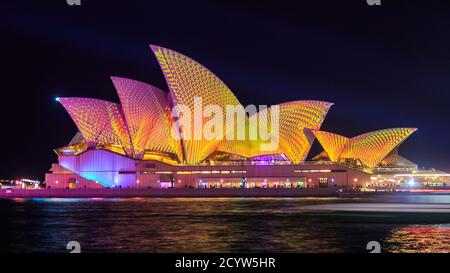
[1,195,450,253]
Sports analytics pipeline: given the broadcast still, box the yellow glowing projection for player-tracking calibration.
[56,44,358,165]
[312,130,349,162]
[58,98,133,156]
[273,101,332,163]
[150,45,244,164]
[232,101,332,163]
[313,128,417,168]
[150,45,332,164]
[111,77,183,160]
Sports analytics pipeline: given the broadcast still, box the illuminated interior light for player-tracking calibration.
[177,171,192,174]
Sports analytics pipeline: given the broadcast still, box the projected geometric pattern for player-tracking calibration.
[57,44,414,168]
[274,101,333,163]
[111,77,183,160]
[313,128,417,168]
[312,130,349,162]
[222,100,333,163]
[58,97,133,156]
[340,128,417,168]
[150,44,242,164]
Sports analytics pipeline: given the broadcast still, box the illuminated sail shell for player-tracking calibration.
[314,128,417,168]
[111,77,183,160]
[379,148,418,168]
[216,101,332,163]
[216,112,256,159]
[274,101,332,163]
[312,130,349,162]
[248,101,332,163]
[58,97,133,156]
[56,45,401,166]
[150,45,242,164]
[340,128,417,168]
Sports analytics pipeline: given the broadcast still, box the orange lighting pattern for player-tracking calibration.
[58,44,337,164]
[257,101,332,163]
[112,77,183,160]
[216,101,332,163]
[313,128,417,168]
[151,45,243,164]
[150,45,332,164]
[58,98,133,156]
[311,129,349,162]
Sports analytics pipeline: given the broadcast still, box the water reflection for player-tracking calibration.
[0,196,449,252]
[385,225,450,253]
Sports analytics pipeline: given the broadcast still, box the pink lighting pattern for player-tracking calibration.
[111,77,183,160]
[57,44,335,165]
[58,97,133,156]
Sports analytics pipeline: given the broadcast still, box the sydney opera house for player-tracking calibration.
[45,45,421,190]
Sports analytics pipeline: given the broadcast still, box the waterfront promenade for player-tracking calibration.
[0,187,339,199]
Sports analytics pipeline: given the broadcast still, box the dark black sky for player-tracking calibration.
[1,0,449,180]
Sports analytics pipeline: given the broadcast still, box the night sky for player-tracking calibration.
[1,0,449,180]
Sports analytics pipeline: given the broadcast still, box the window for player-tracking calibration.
[318,178,328,187]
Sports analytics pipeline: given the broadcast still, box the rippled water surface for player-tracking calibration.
[1,195,450,253]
